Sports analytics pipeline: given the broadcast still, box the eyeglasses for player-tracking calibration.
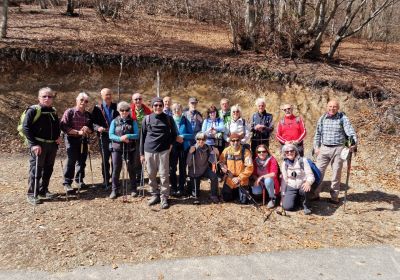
[209,111,216,114]
[283,108,291,111]
[232,111,240,113]
[120,109,130,112]
[231,139,240,142]
[153,104,163,108]
[257,150,267,154]
[40,95,53,99]
[196,138,205,141]
[284,150,295,154]
[80,99,89,103]
[134,98,142,101]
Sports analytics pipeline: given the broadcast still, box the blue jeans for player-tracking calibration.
[252,177,275,200]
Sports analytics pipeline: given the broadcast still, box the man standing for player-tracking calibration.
[163,96,173,116]
[218,98,231,125]
[60,92,93,192]
[140,97,177,209]
[219,133,254,203]
[91,88,119,189]
[22,87,61,205]
[130,92,152,182]
[250,98,273,155]
[276,104,307,156]
[183,97,203,144]
[313,100,357,203]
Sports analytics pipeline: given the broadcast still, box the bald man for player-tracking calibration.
[313,100,357,204]
[92,88,119,189]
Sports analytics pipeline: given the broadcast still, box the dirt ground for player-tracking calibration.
[0,151,399,272]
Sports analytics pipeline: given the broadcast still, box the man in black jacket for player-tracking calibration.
[22,87,61,205]
[250,97,273,156]
[140,97,177,209]
[91,88,119,189]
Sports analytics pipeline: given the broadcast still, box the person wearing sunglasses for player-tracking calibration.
[186,132,219,204]
[280,144,314,215]
[170,103,194,197]
[60,92,93,193]
[250,98,273,156]
[251,144,280,208]
[22,87,61,205]
[140,97,178,209]
[108,102,139,199]
[224,104,250,148]
[276,104,306,156]
[219,133,254,203]
[91,88,120,190]
[130,92,152,185]
[183,97,203,144]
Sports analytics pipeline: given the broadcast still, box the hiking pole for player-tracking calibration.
[88,143,94,188]
[77,138,84,199]
[122,143,128,203]
[343,151,353,212]
[139,167,145,197]
[192,152,199,204]
[100,134,109,190]
[60,155,68,201]
[33,153,39,214]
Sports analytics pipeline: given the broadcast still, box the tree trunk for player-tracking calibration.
[1,0,8,39]
[184,0,190,18]
[66,0,74,16]
[267,0,275,33]
[245,0,256,48]
[39,0,48,9]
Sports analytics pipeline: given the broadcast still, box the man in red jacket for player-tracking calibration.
[276,104,306,156]
[130,92,152,183]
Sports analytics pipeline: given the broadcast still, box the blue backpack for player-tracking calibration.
[299,158,322,188]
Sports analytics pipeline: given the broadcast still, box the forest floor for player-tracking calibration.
[0,4,399,273]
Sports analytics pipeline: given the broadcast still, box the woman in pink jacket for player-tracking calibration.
[251,144,280,208]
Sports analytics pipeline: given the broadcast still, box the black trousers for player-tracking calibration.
[98,133,112,184]
[169,145,188,193]
[111,149,136,192]
[28,142,58,196]
[282,186,310,210]
[63,136,88,185]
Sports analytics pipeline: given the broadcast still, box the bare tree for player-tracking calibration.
[66,0,74,16]
[1,0,8,39]
[244,0,256,48]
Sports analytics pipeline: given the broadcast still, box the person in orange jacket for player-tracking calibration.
[219,133,253,203]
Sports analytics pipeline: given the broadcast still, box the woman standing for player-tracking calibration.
[224,104,250,148]
[280,144,314,214]
[251,144,280,208]
[170,103,194,197]
[108,101,139,199]
[201,105,225,154]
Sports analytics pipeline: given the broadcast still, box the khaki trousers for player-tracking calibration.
[144,149,170,199]
[315,145,344,199]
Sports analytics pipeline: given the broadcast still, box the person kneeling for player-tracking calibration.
[187,133,219,204]
[219,133,254,203]
[281,144,314,215]
[251,144,280,209]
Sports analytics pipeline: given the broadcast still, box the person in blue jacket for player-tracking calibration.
[201,105,225,154]
[170,103,194,197]
[108,101,139,199]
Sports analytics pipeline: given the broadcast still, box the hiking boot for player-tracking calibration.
[148,195,160,206]
[103,183,111,191]
[109,190,117,199]
[193,198,201,205]
[210,196,219,204]
[27,195,42,205]
[131,191,138,197]
[160,198,169,209]
[75,182,88,190]
[266,199,275,209]
[303,207,312,215]
[38,191,57,200]
[64,184,74,193]
[329,197,340,204]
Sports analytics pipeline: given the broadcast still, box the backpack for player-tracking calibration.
[17,105,56,145]
[299,158,322,189]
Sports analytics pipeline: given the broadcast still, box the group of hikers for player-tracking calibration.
[21,87,357,214]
